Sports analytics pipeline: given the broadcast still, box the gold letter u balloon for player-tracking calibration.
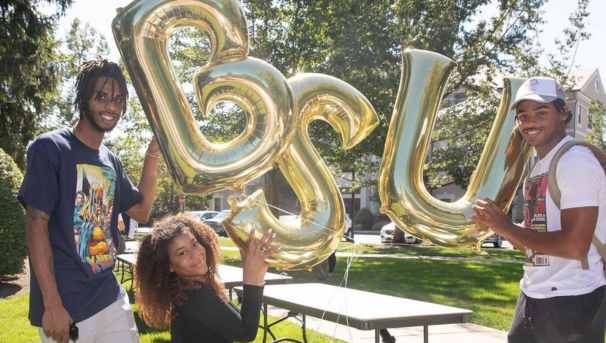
[379,49,532,247]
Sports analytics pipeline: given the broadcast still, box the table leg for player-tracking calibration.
[424,325,428,343]
[301,314,307,343]
[126,264,134,292]
[119,260,126,282]
[375,330,379,343]
[263,303,269,343]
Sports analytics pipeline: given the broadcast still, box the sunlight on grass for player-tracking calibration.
[0,293,39,342]
[1,239,528,342]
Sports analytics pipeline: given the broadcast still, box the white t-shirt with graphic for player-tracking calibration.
[521,136,606,298]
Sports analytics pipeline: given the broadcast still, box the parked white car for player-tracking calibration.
[189,210,219,221]
[343,214,353,242]
[380,222,421,244]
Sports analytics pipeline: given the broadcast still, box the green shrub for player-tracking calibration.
[353,223,363,231]
[354,207,374,230]
[0,148,26,276]
[372,221,388,231]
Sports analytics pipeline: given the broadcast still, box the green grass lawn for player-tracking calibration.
[218,237,526,261]
[0,240,525,342]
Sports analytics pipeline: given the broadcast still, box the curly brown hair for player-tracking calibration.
[134,214,227,329]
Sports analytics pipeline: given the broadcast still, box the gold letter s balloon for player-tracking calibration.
[223,74,378,271]
[379,49,532,247]
[112,0,295,195]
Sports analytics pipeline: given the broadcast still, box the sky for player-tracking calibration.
[47,0,606,83]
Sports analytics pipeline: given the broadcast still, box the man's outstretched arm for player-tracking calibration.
[126,136,160,223]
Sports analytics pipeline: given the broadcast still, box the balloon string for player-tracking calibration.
[254,200,362,342]
[257,200,359,243]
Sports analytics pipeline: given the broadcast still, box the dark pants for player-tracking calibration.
[508,286,606,343]
[328,252,336,273]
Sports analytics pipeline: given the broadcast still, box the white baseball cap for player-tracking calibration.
[509,77,567,111]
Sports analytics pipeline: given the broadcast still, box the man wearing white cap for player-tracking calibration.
[470,76,606,342]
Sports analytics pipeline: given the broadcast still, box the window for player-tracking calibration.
[596,79,600,92]
[213,197,222,211]
[578,105,583,125]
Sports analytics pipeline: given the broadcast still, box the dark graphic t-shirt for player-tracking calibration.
[18,128,142,326]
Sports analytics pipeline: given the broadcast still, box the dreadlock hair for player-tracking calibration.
[134,214,226,329]
[74,58,129,119]
[553,98,573,125]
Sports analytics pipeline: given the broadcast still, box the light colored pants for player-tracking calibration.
[39,293,139,343]
[313,259,328,281]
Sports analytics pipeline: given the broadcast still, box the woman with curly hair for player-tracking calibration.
[134,214,278,343]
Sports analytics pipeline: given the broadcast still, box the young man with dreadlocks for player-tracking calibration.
[18,59,160,343]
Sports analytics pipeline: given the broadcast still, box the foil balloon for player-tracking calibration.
[378,49,532,248]
[112,0,296,195]
[223,74,379,271]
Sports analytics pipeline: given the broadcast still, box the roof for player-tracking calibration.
[567,68,599,91]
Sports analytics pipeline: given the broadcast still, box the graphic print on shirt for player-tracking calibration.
[523,173,550,267]
[73,164,117,273]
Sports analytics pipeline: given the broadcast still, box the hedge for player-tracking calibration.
[0,148,26,277]
[354,207,374,230]
[372,221,389,231]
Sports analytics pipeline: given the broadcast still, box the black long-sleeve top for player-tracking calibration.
[171,283,264,343]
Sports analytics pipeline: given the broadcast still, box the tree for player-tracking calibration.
[43,18,110,130]
[423,0,590,189]
[0,0,73,170]
[587,100,606,150]
[0,148,26,276]
[239,0,582,196]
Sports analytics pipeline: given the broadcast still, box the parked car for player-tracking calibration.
[189,210,219,221]
[343,214,353,242]
[482,233,504,248]
[202,210,230,236]
[380,222,421,244]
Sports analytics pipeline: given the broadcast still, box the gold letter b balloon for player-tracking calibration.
[112,0,296,195]
[112,0,378,270]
